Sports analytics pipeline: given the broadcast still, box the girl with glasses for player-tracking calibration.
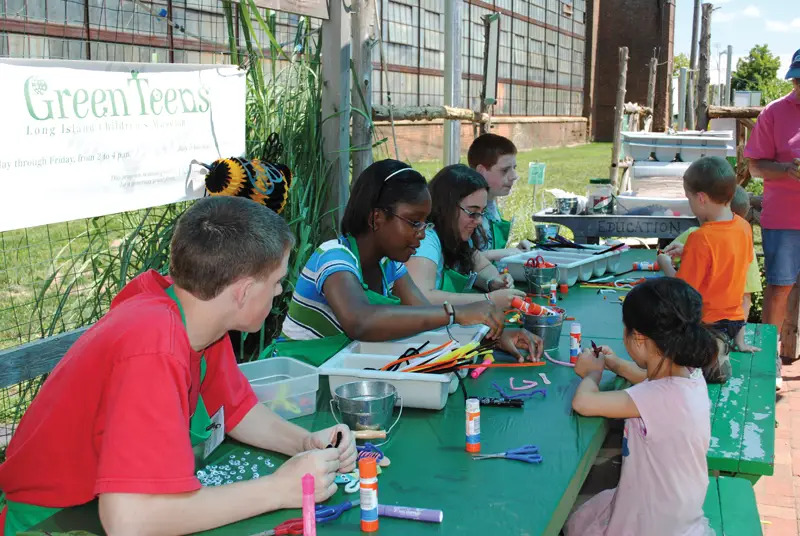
[280,159,516,364]
[406,164,543,362]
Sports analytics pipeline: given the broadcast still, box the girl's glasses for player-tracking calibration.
[381,208,433,234]
[459,205,486,221]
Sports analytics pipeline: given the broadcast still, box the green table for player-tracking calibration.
[707,324,777,483]
[195,335,627,536]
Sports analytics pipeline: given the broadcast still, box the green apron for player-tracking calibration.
[274,235,401,367]
[2,286,214,535]
[490,218,512,250]
[442,268,474,294]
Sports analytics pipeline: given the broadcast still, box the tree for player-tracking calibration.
[762,78,794,105]
[674,53,690,71]
[732,44,782,92]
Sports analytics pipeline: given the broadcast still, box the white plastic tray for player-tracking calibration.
[318,325,489,410]
[500,245,628,287]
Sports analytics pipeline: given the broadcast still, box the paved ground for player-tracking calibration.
[756,357,800,535]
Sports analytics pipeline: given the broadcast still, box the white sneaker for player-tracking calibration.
[776,355,783,391]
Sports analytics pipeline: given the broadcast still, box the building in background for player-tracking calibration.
[0,0,672,158]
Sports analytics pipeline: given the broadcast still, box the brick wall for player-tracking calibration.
[589,0,675,141]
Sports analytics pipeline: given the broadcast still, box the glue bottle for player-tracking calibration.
[359,457,379,532]
[511,296,551,316]
[465,398,480,453]
[632,261,660,271]
[549,279,558,305]
[569,322,582,364]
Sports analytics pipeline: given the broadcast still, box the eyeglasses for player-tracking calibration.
[458,205,486,221]
[381,209,434,234]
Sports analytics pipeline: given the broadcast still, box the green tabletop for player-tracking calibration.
[707,324,777,483]
[195,335,627,536]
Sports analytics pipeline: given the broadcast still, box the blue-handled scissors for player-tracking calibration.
[316,498,359,523]
[472,444,543,464]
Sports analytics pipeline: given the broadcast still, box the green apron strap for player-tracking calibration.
[490,218,512,250]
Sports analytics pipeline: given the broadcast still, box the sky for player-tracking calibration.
[674,0,799,84]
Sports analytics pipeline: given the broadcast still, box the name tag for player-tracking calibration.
[203,407,225,459]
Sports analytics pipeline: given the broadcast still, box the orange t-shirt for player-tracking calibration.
[676,214,753,323]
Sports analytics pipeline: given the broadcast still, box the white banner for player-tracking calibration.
[0,59,246,232]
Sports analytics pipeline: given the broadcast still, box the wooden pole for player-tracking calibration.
[725,44,733,106]
[687,0,700,130]
[321,0,352,233]
[351,0,376,182]
[443,0,463,165]
[678,67,687,130]
[782,285,800,361]
[646,56,657,112]
[696,3,712,130]
[609,46,628,191]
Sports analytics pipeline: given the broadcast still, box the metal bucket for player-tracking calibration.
[330,380,402,432]
[534,224,559,243]
[523,265,558,295]
[522,307,566,352]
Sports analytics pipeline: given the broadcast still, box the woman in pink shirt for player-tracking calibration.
[744,50,800,364]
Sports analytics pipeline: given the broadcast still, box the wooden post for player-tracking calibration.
[646,56,657,112]
[351,0,376,182]
[443,0,463,165]
[686,0,700,130]
[696,3,712,130]
[321,0,352,233]
[609,46,628,191]
[735,118,753,186]
[725,44,733,106]
[678,67,687,130]
[782,285,800,361]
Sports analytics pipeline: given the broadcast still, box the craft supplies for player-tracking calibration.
[631,261,659,271]
[591,341,602,358]
[569,322,582,364]
[327,430,343,449]
[359,458,379,532]
[196,452,274,486]
[331,381,400,436]
[261,518,304,535]
[301,474,317,536]
[539,372,552,385]
[465,398,481,453]
[378,505,444,523]
[509,377,538,390]
[475,397,525,408]
[472,444,543,464]
[559,283,569,295]
[544,352,574,368]
[492,381,546,401]
[316,500,359,523]
[470,355,494,379]
[510,296,557,316]
[354,430,387,440]
[549,280,558,305]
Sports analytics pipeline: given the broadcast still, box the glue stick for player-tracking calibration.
[359,458,379,532]
[549,279,558,305]
[301,474,317,536]
[511,296,552,316]
[569,322,582,364]
[632,261,659,271]
[470,355,494,379]
[465,398,480,453]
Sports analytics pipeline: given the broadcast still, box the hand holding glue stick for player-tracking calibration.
[510,296,558,317]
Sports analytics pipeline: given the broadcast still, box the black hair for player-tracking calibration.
[170,196,294,300]
[428,164,489,273]
[622,277,717,372]
[341,159,428,236]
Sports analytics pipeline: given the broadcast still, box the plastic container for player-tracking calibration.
[501,245,629,287]
[239,357,319,420]
[587,178,614,214]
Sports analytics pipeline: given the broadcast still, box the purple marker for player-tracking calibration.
[378,504,443,523]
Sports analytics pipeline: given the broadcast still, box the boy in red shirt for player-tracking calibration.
[658,157,756,353]
[0,196,356,535]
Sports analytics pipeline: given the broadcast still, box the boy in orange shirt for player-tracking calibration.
[657,156,757,352]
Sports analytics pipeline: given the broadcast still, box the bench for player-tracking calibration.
[704,476,763,536]
[707,324,777,483]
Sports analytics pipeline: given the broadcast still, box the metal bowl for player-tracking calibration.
[332,380,397,431]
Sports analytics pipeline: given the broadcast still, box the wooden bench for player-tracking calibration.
[707,324,777,483]
[704,476,763,535]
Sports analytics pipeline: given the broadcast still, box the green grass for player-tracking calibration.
[408,142,613,242]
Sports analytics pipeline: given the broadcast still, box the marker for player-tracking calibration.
[378,505,444,523]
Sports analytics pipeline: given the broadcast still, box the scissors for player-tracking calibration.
[257,499,359,535]
[472,444,543,464]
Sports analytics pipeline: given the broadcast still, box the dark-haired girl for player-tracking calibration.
[281,159,542,363]
[564,277,715,536]
[406,164,525,310]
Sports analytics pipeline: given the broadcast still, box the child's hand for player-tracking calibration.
[489,273,514,290]
[657,253,675,275]
[574,349,605,379]
[662,243,683,258]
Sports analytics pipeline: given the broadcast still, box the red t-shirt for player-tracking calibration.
[0,270,257,528]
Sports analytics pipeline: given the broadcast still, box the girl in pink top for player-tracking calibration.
[744,54,800,365]
[564,277,716,536]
